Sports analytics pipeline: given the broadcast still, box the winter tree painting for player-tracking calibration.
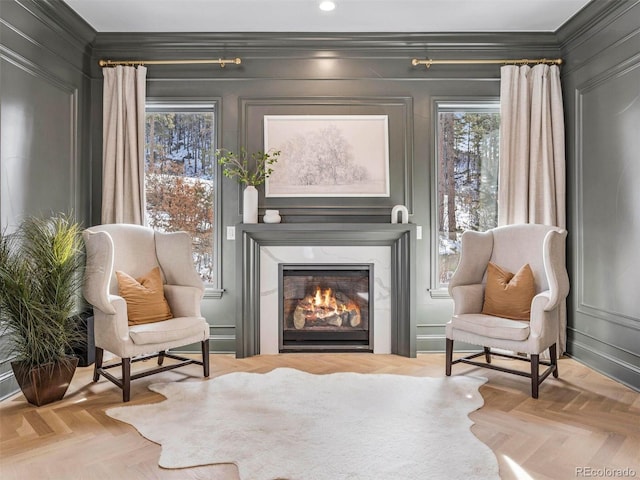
[264,115,390,197]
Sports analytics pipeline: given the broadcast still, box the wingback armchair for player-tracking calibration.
[82,224,210,402]
[445,224,569,398]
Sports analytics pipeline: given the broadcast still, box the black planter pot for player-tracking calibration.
[11,357,79,407]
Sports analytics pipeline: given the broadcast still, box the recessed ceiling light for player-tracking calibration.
[319,1,336,12]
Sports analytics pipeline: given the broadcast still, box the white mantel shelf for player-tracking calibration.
[235,223,417,358]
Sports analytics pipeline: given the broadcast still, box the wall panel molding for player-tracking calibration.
[238,96,414,217]
[1,47,80,226]
[574,56,640,325]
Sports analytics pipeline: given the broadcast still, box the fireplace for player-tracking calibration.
[279,264,373,352]
[236,223,416,358]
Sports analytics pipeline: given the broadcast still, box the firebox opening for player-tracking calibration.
[279,264,374,352]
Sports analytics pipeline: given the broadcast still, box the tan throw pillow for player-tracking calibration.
[481,262,536,321]
[116,266,173,325]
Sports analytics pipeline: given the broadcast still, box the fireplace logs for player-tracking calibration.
[292,287,361,330]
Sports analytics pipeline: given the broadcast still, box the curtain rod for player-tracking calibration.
[98,58,242,68]
[411,57,562,68]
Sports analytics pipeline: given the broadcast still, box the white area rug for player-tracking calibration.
[107,368,498,480]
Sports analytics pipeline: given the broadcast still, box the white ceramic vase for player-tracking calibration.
[243,185,258,224]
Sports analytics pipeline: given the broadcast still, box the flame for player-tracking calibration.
[310,287,338,311]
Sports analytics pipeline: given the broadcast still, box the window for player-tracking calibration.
[144,103,217,286]
[436,102,500,287]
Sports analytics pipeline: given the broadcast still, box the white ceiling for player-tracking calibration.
[62,0,592,33]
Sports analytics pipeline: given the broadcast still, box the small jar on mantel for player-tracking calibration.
[263,209,281,224]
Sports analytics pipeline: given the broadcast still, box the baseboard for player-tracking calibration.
[567,341,640,392]
[0,370,19,402]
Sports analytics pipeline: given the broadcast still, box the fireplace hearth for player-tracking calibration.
[279,264,373,352]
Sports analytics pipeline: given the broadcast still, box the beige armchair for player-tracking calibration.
[82,224,210,402]
[445,224,569,398]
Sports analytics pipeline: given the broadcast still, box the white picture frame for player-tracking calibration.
[264,115,390,198]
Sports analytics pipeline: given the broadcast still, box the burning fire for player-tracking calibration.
[312,288,338,310]
[293,286,361,329]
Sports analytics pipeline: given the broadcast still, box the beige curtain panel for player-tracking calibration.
[498,64,567,354]
[498,64,566,228]
[101,65,147,224]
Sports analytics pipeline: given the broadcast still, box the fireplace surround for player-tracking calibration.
[235,223,416,358]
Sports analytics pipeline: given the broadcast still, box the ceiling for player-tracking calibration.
[62,0,592,33]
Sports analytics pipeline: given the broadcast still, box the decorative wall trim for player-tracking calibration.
[239,97,413,216]
[575,56,640,325]
[92,31,560,54]
[1,46,80,228]
[15,0,96,49]
[557,0,639,53]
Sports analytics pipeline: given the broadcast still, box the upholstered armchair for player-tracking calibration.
[82,224,210,402]
[445,224,569,398]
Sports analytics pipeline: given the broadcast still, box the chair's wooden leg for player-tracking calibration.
[158,350,165,366]
[550,343,559,378]
[445,338,453,376]
[202,340,210,377]
[93,347,104,382]
[531,354,539,399]
[484,347,491,364]
[122,358,131,402]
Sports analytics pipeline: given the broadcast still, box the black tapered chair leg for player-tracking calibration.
[122,357,131,402]
[158,350,165,366]
[531,354,539,399]
[93,347,104,382]
[483,347,491,364]
[550,343,559,378]
[445,338,453,376]
[202,340,210,377]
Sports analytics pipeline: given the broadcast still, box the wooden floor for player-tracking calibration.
[1,353,638,480]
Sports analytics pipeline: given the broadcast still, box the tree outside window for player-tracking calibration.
[144,108,216,284]
[437,103,500,287]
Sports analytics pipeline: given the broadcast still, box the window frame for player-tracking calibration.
[145,97,224,298]
[430,97,500,298]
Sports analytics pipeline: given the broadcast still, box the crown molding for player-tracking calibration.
[556,0,640,51]
[14,0,96,47]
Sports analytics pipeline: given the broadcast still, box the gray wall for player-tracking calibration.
[558,0,640,390]
[90,32,560,354]
[0,0,95,398]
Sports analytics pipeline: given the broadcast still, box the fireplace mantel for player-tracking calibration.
[235,223,417,358]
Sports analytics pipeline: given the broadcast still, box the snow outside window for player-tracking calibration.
[144,105,216,285]
[436,102,500,287]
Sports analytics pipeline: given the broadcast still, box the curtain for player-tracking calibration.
[101,65,147,224]
[498,64,567,354]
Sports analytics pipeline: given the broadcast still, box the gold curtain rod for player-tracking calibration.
[411,57,562,68]
[98,58,242,68]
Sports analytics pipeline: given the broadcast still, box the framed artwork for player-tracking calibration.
[263,115,390,198]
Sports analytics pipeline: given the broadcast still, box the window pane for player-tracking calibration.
[144,111,215,284]
[437,108,500,286]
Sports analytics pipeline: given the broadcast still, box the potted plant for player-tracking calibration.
[0,213,84,406]
[216,148,280,223]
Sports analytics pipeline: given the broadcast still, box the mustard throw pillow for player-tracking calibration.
[116,266,173,325]
[481,262,536,321]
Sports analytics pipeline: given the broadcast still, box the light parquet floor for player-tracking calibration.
[1,353,638,480]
